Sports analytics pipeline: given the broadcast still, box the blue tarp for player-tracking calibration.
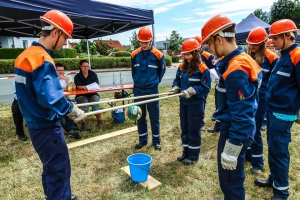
[0,0,154,39]
[235,13,270,43]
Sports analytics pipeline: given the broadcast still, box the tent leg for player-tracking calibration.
[87,40,91,69]
[152,24,156,48]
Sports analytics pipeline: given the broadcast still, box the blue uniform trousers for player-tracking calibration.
[246,98,266,169]
[267,111,293,199]
[180,102,203,160]
[28,126,71,200]
[217,123,251,200]
[134,93,160,145]
[213,87,221,130]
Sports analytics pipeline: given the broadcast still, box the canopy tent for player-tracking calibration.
[0,0,154,39]
[235,13,270,44]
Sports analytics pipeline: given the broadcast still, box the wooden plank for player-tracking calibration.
[121,166,162,190]
[67,126,137,149]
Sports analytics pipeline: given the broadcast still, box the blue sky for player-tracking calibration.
[71,0,278,46]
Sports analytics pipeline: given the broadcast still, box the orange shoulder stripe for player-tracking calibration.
[131,47,142,58]
[223,53,261,81]
[15,46,54,73]
[151,47,164,60]
[201,51,211,60]
[264,49,278,65]
[179,63,183,70]
[218,56,224,61]
[199,63,208,73]
[290,47,300,66]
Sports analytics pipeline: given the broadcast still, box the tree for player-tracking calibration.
[168,30,184,51]
[254,9,270,23]
[291,3,300,28]
[73,39,97,55]
[129,31,140,49]
[94,40,110,55]
[270,0,295,24]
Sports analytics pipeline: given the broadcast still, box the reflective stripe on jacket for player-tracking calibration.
[214,47,262,146]
[172,63,211,105]
[131,46,166,94]
[266,44,300,115]
[14,42,72,129]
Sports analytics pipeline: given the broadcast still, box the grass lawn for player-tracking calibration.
[0,85,299,199]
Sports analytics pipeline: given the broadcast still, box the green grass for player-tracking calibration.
[0,86,299,199]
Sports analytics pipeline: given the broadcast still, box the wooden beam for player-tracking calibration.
[67,126,137,149]
[121,166,162,190]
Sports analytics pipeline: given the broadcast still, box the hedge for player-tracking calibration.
[115,51,131,57]
[0,57,132,73]
[0,48,25,59]
[0,56,173,73]
[165,56,172,66]
[171,55,179,63]
[52,48,77,58]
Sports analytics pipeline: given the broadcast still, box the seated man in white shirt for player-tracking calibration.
[55,63,81,139]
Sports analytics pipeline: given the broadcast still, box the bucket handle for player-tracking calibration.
[113,115,125,120]
[138,165,151,172]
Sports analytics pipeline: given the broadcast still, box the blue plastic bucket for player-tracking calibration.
[127,153,152,182]
[112,108,125,124]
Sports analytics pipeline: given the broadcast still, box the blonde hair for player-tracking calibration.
[247,41,266,65]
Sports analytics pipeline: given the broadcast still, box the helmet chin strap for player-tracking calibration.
[281,34,286,50]
[52,30,62,50]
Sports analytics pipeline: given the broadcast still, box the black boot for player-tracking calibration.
[254,178,272,187]
[68,130,81,139]
[81,122,91,131]
[135,142,147,149]
[182,158,198,165]
[71,194,77,200]
[153,144,161,151]
[177,153,188,162]
[17,134,28,141]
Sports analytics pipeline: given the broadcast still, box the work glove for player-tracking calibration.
[221,140,243,170]
[168,86,180,95]
[67,103,86,122]
[181,87,196,98]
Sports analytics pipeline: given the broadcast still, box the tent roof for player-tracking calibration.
[0,0,154,39]
[235,13,270,42]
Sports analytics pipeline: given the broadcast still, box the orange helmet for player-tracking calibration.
[137,26,153,42]
[195,36,202,47]
[40,10,73,38]
[246,27,268,44]
[269,19,298,37]
[266,39,273,46]
[181,38,200,53]
[201,14,236,43]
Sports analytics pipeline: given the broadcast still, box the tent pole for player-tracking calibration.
[87,39,91,69]
[152,23,156,48]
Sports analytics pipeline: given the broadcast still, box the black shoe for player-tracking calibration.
[153,144,161,151]
[68,130,81,140]
[261,125,267,131]
[271,196,287,200]
[177,154,187,162]
[17,134,28,141]
[71,194,77,200]
[46,194,77,200]
[135,142,147,149]
[182,159,197,165]
[97,120,104,128]
[81,122,92,131]
[254,178,272,187]
[207,128,220,133]
[251,168,262,175]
